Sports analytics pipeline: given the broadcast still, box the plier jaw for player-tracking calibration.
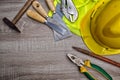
[69,13,78,22]
[67,54,84,67]
[61,0,78,22]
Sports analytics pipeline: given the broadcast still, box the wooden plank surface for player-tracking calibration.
[0,0,120,80]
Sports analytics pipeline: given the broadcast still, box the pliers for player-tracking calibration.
[61,0,78,22]
[67,54,113,80]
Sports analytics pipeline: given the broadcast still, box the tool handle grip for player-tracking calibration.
[84,60,112,80]
[80,66,95,80]
[83,72,95,80]
[90,63,113,80]
[27,10,46,23]
[46,0,56,13]
[12,0,35,24]
[32,1,48,18]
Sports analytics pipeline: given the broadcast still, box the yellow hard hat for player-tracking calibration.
[81,0,120,55]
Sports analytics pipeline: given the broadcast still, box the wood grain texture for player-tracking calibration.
[0,0,120,80]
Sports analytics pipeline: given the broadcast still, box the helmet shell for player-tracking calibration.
[81,0,120,55]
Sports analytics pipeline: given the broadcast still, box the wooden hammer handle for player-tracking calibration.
[12,0,35,24]
[32,1,48,18]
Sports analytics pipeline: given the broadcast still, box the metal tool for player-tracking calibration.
[46,0,62,22]
[32,1,71,41]
[56,4,64,18]
[27,10,66,36]
[67,54,113,80]
[45,0,72,41]
[27,1,69,36]
[54,4,72,40]
[2,0,35,32]
[32,1,71,38]
[61,0,78,22]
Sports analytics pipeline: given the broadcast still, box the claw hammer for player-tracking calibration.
[3,0,35,32]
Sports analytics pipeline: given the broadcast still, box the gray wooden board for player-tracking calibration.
[0,0,120,80]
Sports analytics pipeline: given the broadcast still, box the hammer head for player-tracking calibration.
[3,17,21,33]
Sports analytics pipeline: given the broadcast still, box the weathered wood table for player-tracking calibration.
[0,0,120,80]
